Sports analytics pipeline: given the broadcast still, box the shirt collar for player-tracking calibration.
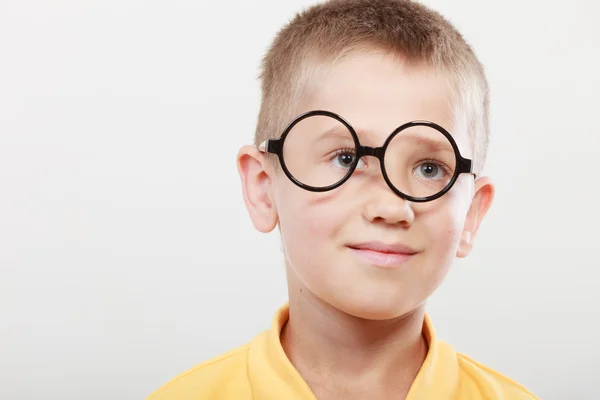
[248,304,458,399]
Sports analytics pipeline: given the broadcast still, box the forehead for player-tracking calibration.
[299,51,471,154]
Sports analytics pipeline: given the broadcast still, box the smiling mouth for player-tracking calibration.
[347,243,418,269]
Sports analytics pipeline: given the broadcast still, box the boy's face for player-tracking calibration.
[238,51,494,320]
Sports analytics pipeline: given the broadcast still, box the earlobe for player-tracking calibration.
[237,145,278,233]
[456,230,473,258]
[456,177,495,258]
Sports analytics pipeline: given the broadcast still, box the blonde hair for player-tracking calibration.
[256,0,490,174]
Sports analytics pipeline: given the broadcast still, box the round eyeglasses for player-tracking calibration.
[258,110,475,202]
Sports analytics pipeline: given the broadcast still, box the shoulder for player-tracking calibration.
[147,343,252,400]
[456,352,539,399]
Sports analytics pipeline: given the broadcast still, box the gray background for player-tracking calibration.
[1,0,598,399]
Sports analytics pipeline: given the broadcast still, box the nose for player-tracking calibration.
[362,179,415,226]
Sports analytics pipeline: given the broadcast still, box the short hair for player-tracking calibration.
[255,0,490,174]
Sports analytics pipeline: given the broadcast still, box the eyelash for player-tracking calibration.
[417,157,452,175]
[329,147,365,164]
[326,150,452,175]
[333,147,357,156]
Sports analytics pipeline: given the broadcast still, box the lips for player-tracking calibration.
[347,242,418,268]
[348,242,418,254]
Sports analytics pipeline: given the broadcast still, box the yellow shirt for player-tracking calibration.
[148,305,538,399]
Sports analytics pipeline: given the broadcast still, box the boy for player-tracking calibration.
[149,0,538,398]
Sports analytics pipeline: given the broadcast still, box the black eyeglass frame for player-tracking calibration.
[259,110,475,203]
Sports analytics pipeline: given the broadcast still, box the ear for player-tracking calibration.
[456,176,495,258]
[236,145,278,233]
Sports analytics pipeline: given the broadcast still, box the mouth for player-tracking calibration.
[346,242,418,269]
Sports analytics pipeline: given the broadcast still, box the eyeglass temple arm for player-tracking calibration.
[258,140,267,152]
[257,139,282,154]
[458,156,477,178]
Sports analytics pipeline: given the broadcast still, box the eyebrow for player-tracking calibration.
[400,130,455,152]
[320,125,453,151]
[320,125,381,143]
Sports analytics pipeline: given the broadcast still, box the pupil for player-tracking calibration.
[340,154,353,165]
[422,164,437,176]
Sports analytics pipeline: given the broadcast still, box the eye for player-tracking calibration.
[335,152,355,168]
[331,149,366,169]
[414,161,448,180]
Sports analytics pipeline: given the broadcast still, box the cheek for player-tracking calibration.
[420,189,471,258]
[427,210,463,251]
[279,196,339,239]
[274,182,352,269]
[411,202,465,301]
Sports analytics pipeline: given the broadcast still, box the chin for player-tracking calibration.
[328,293,421,321]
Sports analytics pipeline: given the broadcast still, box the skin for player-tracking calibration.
[237,50,495,399]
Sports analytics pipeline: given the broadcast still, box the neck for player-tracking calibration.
[281,279,428,397]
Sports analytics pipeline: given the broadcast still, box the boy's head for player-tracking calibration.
[238,0,494,320]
